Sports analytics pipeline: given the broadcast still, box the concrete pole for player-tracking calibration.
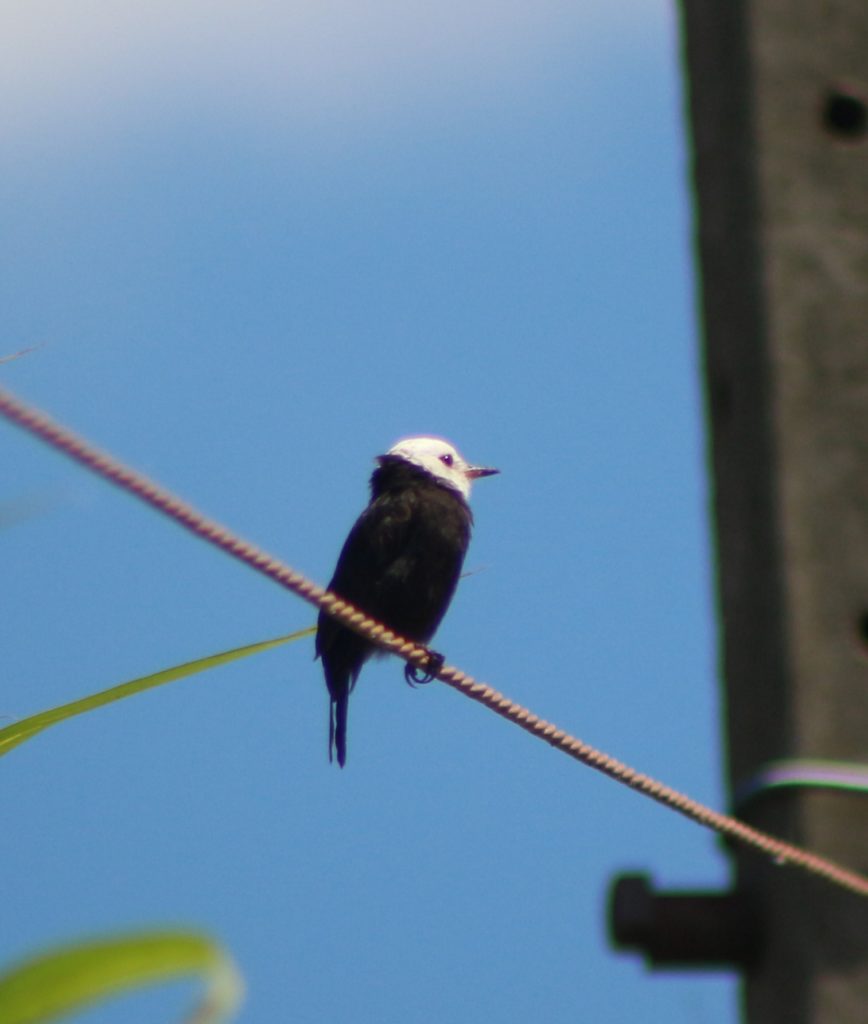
[680,2,868,1021]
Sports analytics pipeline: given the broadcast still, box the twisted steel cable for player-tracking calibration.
[2,383,867,898]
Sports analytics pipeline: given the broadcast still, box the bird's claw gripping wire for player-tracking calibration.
[404,650,445,686]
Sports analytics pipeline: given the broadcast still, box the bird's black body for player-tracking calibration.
[316,456,474,767]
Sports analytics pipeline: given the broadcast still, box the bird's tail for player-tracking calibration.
[330,690,349,768]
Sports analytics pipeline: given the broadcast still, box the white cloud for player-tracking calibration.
[0,1,662,144]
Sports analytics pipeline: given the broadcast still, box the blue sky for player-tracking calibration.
[2,3,739,1021]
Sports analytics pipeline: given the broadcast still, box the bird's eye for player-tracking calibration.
[439,453,454,467]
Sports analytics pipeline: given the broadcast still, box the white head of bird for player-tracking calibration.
[381,436,499,501]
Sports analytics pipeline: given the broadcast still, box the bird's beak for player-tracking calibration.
[466,465,499,479]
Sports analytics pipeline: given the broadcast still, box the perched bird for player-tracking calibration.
[316,436,498,767]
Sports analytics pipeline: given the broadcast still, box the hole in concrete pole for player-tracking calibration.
[856,613,868,652]
[822,88,868,139]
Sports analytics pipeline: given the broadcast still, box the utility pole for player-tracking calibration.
[610,4,868,1021]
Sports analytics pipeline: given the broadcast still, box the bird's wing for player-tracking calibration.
[315,494,416,657]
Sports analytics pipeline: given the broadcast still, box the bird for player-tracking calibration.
[315,436,498,767]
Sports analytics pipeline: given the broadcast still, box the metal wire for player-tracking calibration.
[3,383,868,898]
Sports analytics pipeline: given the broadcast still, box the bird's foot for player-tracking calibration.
[404,650,445,687]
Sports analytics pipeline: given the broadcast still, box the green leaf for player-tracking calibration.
[0,930,243,1024]
[0,627,315,758]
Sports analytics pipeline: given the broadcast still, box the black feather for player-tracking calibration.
[316,456,473,767]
